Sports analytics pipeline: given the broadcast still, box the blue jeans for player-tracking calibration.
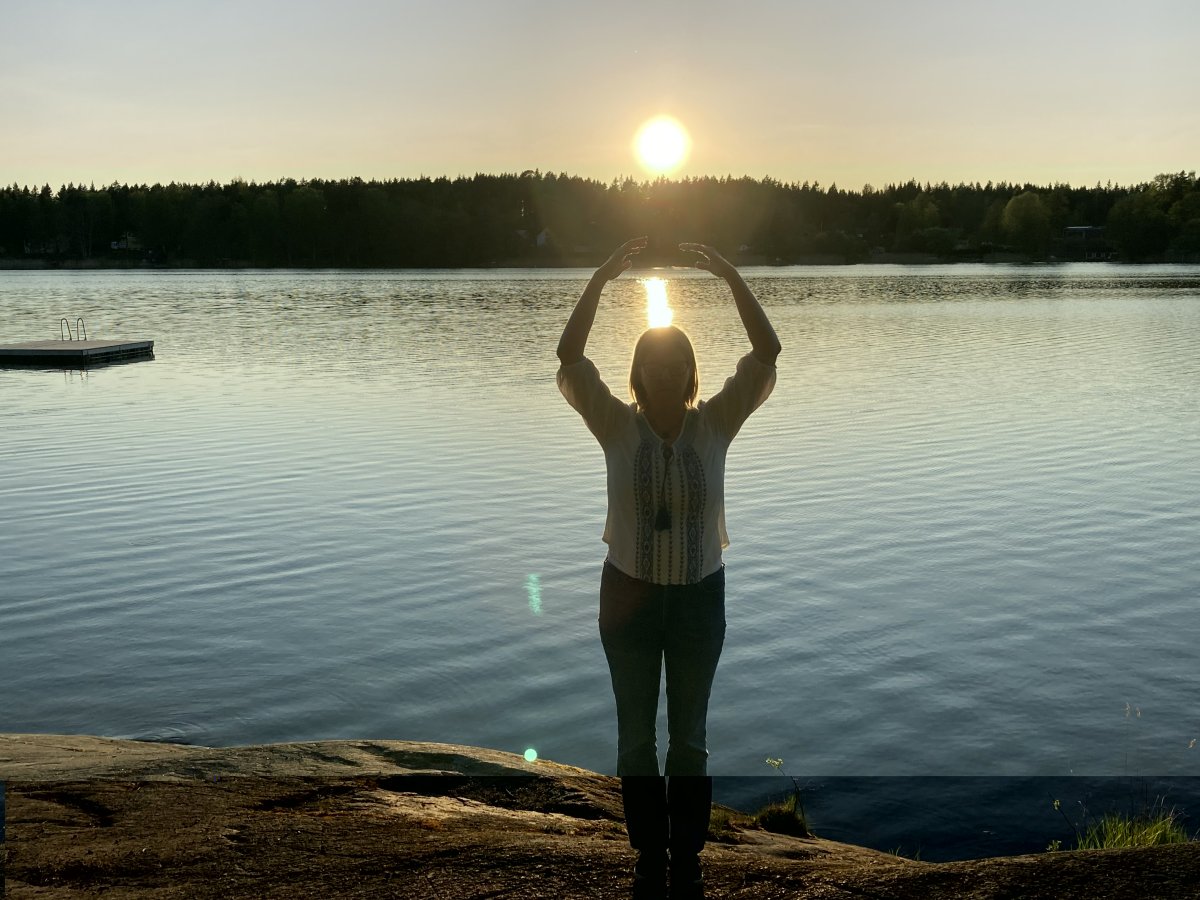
[598,560,726,777]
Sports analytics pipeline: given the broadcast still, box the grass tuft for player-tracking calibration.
[752,792,812,838]
[760,756,813,838]
[1050,793,1194,852]
[708,805,752,843]
[1076,810,1190,850]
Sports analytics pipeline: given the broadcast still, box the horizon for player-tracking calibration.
[3,0,1197,191]
[7,169,1189,195]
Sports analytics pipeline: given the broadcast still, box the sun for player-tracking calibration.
[633,116,691,175]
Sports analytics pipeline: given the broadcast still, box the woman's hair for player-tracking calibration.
[628,326,700,410]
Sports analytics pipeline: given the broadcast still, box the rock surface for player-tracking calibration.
[2,734,1198,899]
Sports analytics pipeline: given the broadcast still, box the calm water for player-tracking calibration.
[3,265,1199,856]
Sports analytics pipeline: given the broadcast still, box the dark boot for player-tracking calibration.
[623,776,669,899]
[632,851,668,899]
[667,776,710,899]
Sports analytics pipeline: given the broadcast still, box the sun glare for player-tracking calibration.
[643,277,673,328]
[633,116,690,175]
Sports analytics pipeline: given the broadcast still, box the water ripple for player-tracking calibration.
[2,266,1199,781]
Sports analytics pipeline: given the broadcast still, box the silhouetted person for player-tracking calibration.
[557,237,780,899]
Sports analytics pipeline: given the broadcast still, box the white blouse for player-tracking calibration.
[557,352,776,585]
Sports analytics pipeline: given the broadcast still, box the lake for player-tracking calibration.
[2,264,1198,858]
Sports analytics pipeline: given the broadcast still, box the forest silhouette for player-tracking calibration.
[2,171,1198,267]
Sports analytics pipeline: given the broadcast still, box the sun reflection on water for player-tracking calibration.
[643,277,672,328]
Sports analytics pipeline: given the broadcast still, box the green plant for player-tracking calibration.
[1076,809,1189,850]
[708,804,751,843]
[753,792,811,837]
[759,758,812,838]
[1049,795,1192,852]
[1121,702,1142,775]
[1046,702,1198,853]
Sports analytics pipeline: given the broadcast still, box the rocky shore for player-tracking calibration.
[2,734,1197,899]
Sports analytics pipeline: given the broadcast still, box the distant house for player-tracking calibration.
[110,233,144,252]
[1063,226,1112,261]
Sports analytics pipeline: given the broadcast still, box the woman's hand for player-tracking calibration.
[680,242,737,280]
[681,242,780,364]
[596,236,648,282]
[559,237,648,364]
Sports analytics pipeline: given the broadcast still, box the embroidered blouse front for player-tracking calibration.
[558,352,776,585]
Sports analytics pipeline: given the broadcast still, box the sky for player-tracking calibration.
[2,0,1197,190]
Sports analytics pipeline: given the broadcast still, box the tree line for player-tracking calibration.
[1,171,1198,267]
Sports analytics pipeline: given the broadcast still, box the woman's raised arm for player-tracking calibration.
[557,237,647,365]
[680,242,781,366]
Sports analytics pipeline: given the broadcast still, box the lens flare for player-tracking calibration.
[524,748,538,762]
[643,277,673,328]
[526,574,542,616]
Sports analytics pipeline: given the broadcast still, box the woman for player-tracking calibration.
[556,237,780,899]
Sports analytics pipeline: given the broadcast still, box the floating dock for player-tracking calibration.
[0,339,155,367]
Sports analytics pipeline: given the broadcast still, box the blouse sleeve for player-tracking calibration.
[557,357,632,443]
[704,352,777,441]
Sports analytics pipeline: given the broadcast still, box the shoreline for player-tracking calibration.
[0,733,589,782]
[3,255,1163,272]
[3,734,1198,899]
